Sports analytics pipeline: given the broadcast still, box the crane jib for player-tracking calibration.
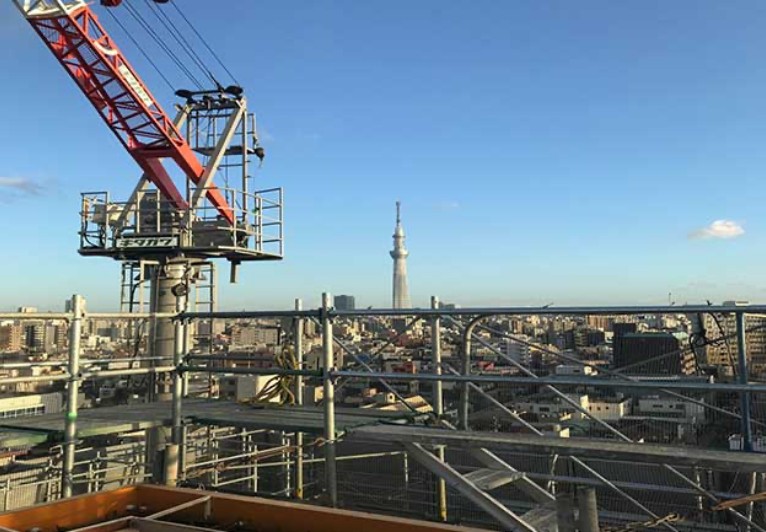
[17,0,235,225]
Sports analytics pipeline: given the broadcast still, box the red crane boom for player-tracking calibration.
[16,0,235,224]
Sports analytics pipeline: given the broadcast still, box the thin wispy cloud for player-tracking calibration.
[436,200,460,211]
[258,126,275,142]
[0,177,44,197]
[689,219,744,240]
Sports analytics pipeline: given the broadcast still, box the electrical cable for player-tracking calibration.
[122,1,205,90]
[126,1,205,89]
[104,7,175,92]
[142,0,217,86]
[248,343,298,405]
[169,0,240,86]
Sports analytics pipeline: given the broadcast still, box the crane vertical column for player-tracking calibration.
[146,260,188,482]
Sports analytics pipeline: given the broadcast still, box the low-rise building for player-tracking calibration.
[637,396,706,422]
[0,392,63,419]
[586,397,632,421]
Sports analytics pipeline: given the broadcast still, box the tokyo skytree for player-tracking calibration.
[390,201,411,308]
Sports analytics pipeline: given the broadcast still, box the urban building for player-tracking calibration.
[513,393,590,421]
[0,324,23,352]
[231,324,281,346]
[334,295,356,311]
[586,397,632,421]
[0,392,63,419]
[702,306,766,374]
[23,322,45,352]
[637,397,706,422]
[613,332,695,375]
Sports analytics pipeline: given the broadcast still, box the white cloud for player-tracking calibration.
[0,177,45,200]
[689,219,744,240]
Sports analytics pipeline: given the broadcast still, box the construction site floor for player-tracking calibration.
[0,399,422,447]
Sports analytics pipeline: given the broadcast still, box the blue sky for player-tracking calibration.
[1,1,766,311]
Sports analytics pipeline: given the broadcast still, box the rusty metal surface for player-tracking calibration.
[0,485,484,532]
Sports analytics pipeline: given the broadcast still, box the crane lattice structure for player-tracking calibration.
[13,0,284,394]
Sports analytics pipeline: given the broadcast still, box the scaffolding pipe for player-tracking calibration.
[294,298,305,500]
[431,296,447,522]
[170,316,184,483]
[321,292,338,507]
[736,312,754,452]
[178,303,766,322]
[460,316,485,430]
[62,294,83,499]
[0,356,171,370]
[330,371,766,393]
[82,366,177,378]
[0,374,70,385]
[181,366,318,377]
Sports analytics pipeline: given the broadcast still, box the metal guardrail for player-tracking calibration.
[3,294,766,530]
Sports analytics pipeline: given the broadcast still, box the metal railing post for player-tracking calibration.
[294,298,305,500]
[321,292,338,507]
[170,316,184,483]
[62,294,83,498]
[431,296,447,521]
[460,316,484,430]
[736,312,754,452]
[431,296,444,417]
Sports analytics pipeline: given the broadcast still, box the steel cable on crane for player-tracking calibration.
[169,0,240,86]
[142,0,218,87]
[103,7,176,92]
[121,1,205,90]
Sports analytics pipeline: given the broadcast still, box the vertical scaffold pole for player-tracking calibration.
[321,292,338,506]
[431,296,448,521]
[169,313,185,484]
[294,298,305,499]
[460,317,483,431]
[62,294,84,498]
[736,312,753,452]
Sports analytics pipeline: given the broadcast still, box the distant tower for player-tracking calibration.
[390,201,411,308]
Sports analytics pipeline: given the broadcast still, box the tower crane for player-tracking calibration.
[14,0,235,223]
[12,0,284,404]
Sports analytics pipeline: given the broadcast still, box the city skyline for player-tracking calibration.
[2,2,766,311]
